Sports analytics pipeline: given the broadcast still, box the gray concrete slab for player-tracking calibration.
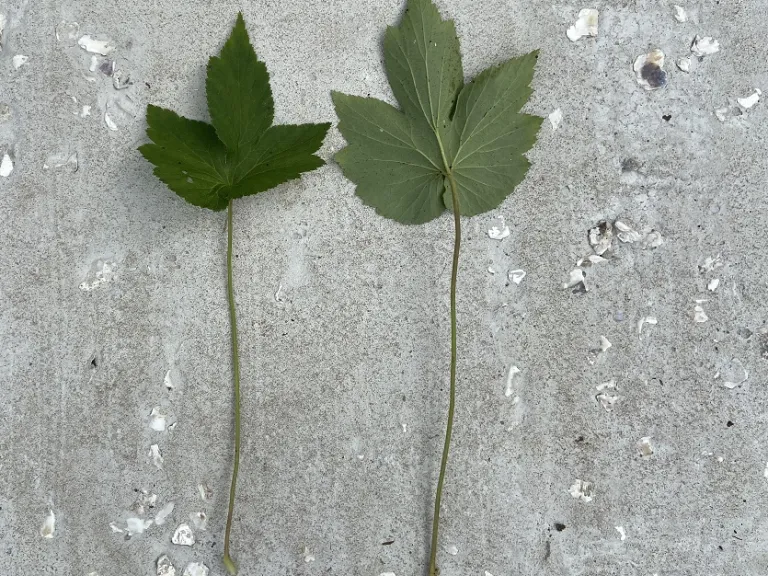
[2,1,768,575]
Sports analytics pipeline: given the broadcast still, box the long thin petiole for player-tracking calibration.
[428,173,461,576]
[223,199,242,576]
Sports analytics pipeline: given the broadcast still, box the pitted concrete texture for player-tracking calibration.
[1,1,768,575]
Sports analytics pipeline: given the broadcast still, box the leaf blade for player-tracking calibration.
[332,91,446,225]
[228,122,331,198]
[138,104,231,211]
[206,12,274,154]
[140,14,330,210]
[447,51,542,217]
[451,51,539,166]
[383,0,463,131]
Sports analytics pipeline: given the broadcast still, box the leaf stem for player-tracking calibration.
[223,199,241,576]
[428,172,461,576]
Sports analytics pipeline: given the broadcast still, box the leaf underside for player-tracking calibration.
[332,0,542,224]
[139,13,331,211]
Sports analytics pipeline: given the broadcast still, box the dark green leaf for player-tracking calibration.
[138,105,230,210]
[139,13,330,211]
[206,12,274,153]
[228,122,332,199]
[333,0,541,224]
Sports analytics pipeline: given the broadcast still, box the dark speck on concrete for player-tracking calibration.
[641,62,667,89]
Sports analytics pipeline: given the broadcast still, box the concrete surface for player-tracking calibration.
[1,1,768,575]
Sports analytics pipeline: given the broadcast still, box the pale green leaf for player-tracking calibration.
[383,0,463,131]
[333,0,541,225]
[332,91,445,224]
[447,52,543,216]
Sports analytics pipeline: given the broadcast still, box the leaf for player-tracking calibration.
[383,0,463,131]
[206,13,274,154]
[139,105,231,210]
[139,13,331,211]
[228,123,331,199]
[331,92,445,224]
[446,52,543,217]
[333,0,541,224]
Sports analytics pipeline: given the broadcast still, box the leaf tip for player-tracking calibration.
[231,10,249,42]
[144,103,169,126]
[330,91,351,113]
